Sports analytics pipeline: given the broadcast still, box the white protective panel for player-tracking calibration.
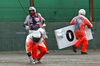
[54,25,93,49]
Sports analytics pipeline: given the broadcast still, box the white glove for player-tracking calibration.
[44,30,48,38]
[25,26,30,30]
[41,24,46,28]
[29,56,35,64]
[56,29,63,38]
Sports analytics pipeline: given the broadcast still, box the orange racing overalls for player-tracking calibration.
[70,15,93,52]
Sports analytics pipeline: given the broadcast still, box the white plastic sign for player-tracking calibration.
[54,25,93,49]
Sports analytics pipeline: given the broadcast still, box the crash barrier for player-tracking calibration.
[0,22,99,51]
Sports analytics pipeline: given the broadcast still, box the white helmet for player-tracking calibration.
[32,31,42,43]
[32,31,41,38]
[79,9,86,16]
[29,6,36,13]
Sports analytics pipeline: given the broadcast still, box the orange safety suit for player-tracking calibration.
[70,15,93,53]
[24,13,48,53]
[26,29,47,60]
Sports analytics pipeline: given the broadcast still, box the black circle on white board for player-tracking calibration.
[66,30,74,42]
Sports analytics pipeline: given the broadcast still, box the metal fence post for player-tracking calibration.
[89,0,94,22]
[30,0,34,7]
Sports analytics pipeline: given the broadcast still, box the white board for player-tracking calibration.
[54,25,93,49]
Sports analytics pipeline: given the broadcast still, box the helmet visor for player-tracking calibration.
[33,37,40,43]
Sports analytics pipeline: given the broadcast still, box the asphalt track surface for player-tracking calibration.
[0,51,100,66]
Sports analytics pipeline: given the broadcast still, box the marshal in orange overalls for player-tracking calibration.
[26,28,47,61]
[24,12,48,53]
[70,15,93,53]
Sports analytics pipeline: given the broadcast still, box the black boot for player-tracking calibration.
[36,58,41,63]
[72,45,77,53]
[81,52,88,54]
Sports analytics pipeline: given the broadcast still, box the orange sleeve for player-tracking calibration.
[84,19,93,28]
[70,18,74,25]
[26,39,33,53]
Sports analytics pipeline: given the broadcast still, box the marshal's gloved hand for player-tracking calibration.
[23,23,28,27]
[25,26,30,30]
